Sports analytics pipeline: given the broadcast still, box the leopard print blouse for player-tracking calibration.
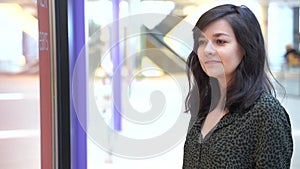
[183,91,293,168]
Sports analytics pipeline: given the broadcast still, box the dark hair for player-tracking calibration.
[185,4,276,117]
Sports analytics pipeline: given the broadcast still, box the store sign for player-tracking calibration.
[39,31,48,51]
[38,0,49,53]
[37,0,52,169]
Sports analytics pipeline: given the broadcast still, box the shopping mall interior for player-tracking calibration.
[0,0,300,168]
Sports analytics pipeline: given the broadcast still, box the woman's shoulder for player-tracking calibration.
[247,91,290,124]
[254,91,280,106]
[250,91,282,109]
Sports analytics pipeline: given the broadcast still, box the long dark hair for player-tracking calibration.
[185,4,276,118]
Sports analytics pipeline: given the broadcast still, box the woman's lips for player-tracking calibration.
[205,60,221,64]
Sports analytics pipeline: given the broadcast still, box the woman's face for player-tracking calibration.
[197,19,244,83]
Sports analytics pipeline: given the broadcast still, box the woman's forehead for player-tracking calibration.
[199,19,234,38]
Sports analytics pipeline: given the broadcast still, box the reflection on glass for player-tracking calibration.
[0,1,40,169]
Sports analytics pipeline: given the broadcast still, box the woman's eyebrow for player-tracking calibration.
[213,33,230,37]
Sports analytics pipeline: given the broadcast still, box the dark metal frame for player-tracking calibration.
[54,0,71,168]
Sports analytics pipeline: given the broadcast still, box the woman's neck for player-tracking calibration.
[216,77,227,113]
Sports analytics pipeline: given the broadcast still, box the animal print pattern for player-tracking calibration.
[183,91,293,168]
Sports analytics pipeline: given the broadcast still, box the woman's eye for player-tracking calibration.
[216,39,227,45]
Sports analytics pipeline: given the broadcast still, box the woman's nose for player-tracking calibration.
[204,41,216,55]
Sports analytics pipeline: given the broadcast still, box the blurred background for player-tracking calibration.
[0,0,299,169]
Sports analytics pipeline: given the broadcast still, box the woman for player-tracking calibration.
[183,4,293,168]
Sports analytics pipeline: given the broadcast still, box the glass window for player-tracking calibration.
[0,2,40,169]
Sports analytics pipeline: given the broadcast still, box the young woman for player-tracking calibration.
[183,4,293,168]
